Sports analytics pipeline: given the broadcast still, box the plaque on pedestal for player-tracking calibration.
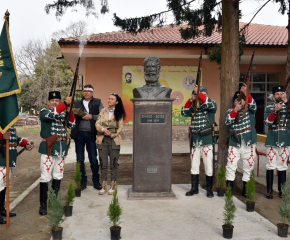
[127,98,176,200]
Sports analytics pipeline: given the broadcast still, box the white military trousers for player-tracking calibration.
[0,167,12,192]
[226,140,256,182]
[40,154,65,183]
[266,146,289,171]
[190,144,213,176]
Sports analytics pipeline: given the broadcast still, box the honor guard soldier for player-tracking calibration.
[38,91,75,215]
[0,125,32,224]
[264,85,290,199]
[181,85,217,198]
[225,83,257,196]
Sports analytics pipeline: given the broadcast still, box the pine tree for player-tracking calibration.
[47,182,64,231]
[223,183,237,228]
[246,170,256,203]
[65,179,76,206]
[107,183,122,229]
[74,161,82,189]
[278,179,290,226]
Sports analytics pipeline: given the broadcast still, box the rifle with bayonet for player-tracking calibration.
[65,57,81,149]
[188,51,203,153]
[236,49,256,123]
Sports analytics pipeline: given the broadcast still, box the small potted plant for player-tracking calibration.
[64,179,76,217]
[222,183,237,239]
[107,183,122,240]
[74,161,82,197]
[245,170,256,212]
[216,164,226,197]
[277,179,290,237]
[47,182,64,240]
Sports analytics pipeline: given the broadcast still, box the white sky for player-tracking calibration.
[1,0,288,49]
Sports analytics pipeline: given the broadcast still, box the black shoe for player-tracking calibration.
[206,175,214,198]
[278,170,287,198]
[39,182,48,215]
[242,181,247,198]
[0,216,6,224]
[226,180,234,193]
[0,188,16,217]
[52,179,61,197]
[81,182,87,190]
[186,174,199,196]
[94,182,102,190]
[266,170,274,199]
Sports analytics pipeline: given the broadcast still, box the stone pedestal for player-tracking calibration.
[127,99,176,200]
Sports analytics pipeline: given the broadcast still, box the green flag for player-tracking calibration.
[0,11,21,134]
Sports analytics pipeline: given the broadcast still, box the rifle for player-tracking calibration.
[189,51,203,153]
[236,49,256,123]
[65,57,81,148]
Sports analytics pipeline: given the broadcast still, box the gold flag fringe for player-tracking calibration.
[0,115,19,134]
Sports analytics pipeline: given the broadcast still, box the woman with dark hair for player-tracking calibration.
[95,93,126,195]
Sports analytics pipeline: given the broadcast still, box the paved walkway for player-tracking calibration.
[61,185,281,240]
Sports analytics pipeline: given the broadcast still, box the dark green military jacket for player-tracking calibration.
[38,104,75,157]
[0,125,27,167]
[264,102,290,147]
[181,95,217,147]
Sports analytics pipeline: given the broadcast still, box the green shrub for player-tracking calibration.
[223,183,237,228]
[216,164,226,189]
[246,170,256,203]
[107,183,122,228]
[47,182,64,231]
[74,161,82,188]
[65,179,76,206]
[278,178,290,225]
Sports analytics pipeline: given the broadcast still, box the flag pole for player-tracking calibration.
[6,138,9,227]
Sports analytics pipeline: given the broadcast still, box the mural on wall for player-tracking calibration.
[122,65,202,125]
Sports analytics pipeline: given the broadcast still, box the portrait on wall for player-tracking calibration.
[122,65,203,125]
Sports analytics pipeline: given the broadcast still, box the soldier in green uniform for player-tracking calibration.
[225,83,257,196]
[181,85,217,198]
[0,125,32,224]
[264,85,290,199]
[38,91,75,215]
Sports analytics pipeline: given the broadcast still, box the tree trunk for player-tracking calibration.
[217,0,240,173]
[286,1,290,93]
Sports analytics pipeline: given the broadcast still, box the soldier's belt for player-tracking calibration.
[236,126,255,134]
[268,126,289,130]
[43,137,67,142]
[2,143,17,147]
[191,130,200,135]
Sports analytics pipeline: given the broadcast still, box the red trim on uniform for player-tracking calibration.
[184,99,193,108]
[0,132,3,141]
[56,102,66,113]
[268,111,277,122]
[198,92,206,103]
[230,109,238,118]
[248,94,253,103]
[69,111,75,122]
[20,139,28,147]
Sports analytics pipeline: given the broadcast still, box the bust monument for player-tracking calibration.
[133,56,172,99]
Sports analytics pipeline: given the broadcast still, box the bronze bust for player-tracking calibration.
[133,56,172,99]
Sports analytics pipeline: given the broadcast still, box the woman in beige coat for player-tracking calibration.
[96,93,126,195]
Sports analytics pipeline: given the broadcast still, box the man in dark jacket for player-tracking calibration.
[71,84,104,190]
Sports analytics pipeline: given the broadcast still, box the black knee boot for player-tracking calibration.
[186,174,199,196]
[39,182,48,215]
[0,189,6,224]
[206,175,214,198]
[278,170,287,198]
[242,181,247,198]
[52,179,61,197]
[0,188,16,217]
[266,170,274,199]
[226,180,234,193]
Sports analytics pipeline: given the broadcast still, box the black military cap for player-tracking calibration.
[48,91,61,100]
[272,85,284,94]
[233,91,240,102]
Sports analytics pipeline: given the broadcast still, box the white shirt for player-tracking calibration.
[83,100,89,113]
